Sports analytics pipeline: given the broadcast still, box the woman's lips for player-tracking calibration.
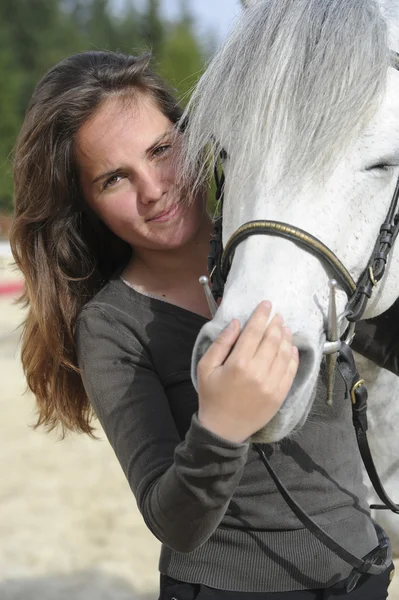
[147,203,181,223]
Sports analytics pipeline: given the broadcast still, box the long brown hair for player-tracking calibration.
[10,51,183,436]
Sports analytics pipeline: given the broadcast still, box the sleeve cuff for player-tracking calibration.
[187,413,250,454]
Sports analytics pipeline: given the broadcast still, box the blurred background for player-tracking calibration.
[1,1,399,599]
[0,1,241,598]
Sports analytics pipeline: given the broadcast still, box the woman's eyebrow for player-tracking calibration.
[92,168,122,186]
[145,128,174,156]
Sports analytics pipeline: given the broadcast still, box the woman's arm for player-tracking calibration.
[75,304,249,553]
[352,297,399,375]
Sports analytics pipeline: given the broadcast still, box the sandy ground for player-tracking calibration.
[1,255,398,599]
[0,258,160,599]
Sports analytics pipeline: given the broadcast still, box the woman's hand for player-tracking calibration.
[197,302,299,443]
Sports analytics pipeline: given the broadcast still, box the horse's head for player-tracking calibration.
[183,0,399,443]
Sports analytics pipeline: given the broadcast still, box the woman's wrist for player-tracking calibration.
[197,409,250,444]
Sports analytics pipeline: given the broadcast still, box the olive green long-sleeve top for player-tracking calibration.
[75,276,391,593]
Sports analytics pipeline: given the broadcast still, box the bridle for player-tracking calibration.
[204,178,399,405]
[199,52,399,591]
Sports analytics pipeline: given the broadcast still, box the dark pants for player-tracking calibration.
[159,566,394,600]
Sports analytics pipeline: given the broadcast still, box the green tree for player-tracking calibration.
[0,24,22,212]
[158,0,204,104]
[87,0,118,50]
[113,3,143,55]
[0,0,87,113]
[141,0,164,57]
[0,0,88,212]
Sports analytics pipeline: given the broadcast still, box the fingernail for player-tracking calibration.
[292,346,299,357]
[275,313,284,325]
[284,326,291,336]
[262,301,272,310]
[225,320,236,333]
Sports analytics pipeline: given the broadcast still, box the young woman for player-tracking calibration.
[10,50,396,599]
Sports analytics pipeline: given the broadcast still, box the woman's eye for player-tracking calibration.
[152,144,172,158]
[103,173,124,189]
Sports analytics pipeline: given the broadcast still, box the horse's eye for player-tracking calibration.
[365,163,397,173]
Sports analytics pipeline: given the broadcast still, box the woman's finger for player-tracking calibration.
[229,302,275,361]
[268,336,297,386]
[199,319,241,373]
[276,348,299,400]
[251,315,285,370]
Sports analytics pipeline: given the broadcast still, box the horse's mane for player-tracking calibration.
[180,0,390,198]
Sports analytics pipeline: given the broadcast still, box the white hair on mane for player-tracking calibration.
[180,0,390,198]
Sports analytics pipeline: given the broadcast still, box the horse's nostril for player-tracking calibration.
[192,331,316,394]
[291,345,316,396]
[197,334,213,362]
[191,333,213,386]
[191,324,223,391]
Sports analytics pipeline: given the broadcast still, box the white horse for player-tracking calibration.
[181,0,399,547]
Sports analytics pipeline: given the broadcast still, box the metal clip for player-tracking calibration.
[323,280,358,405]
[199,276,218,317]
[369,266,377,287]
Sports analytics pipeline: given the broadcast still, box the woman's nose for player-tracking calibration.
[137,168,164,204]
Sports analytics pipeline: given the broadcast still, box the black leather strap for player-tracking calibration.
[357,428,399,514]
[221,221,356,299]
[346,178,399,322]
[338,343,399,514]
[253,444,389,589]
[209,159,226,299]
[250,341,397,590]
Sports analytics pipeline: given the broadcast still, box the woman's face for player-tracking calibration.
[75,93,205,252]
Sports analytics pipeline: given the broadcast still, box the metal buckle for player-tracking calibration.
[351,379,365,405]
[323,280,356,405]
